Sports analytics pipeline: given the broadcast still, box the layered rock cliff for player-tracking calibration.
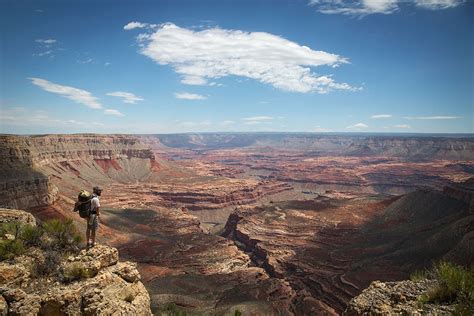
[0,208,152,315]
[154,133,474,160]
[0,134,161,210]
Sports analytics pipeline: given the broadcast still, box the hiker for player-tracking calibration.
[86,186,102,248]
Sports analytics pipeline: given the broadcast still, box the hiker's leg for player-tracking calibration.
[91,215,98,246]
[86,225,91,243]
[91,228,96,245]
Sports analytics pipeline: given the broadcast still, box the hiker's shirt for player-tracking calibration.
[91,196,100,214]
[88,195,100,229]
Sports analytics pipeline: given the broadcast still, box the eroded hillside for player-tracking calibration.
[0,133,473,315]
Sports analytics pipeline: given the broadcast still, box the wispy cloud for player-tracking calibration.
[34,38,58,58]
[242,116,274,125]
[104,109,125,117]
[106,91,144,104]
[124,21,150,30]
[404,115,462,120]
[346,122,369,129]
[77,58,93,64]
[371,114,392,119]
[309,0,464,16]
[35,38,57,44]
[242,116,274,121]
[392,124,411,128]
[28,77,102,109]
[174,92,207,100]
[130,23,358,93]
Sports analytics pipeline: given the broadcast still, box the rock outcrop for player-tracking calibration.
[0,209,152,315]
[344,280,454,315]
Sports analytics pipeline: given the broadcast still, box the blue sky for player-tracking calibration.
[1,0,472,134]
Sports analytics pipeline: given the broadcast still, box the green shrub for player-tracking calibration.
[43,218,81,248]
[20,225,44,246]
[0,222,22,239]
[410,268,429,282]
[234,309,242,316]
[155,302,187,316]
[62,262,95,282]
[0,239,25,261]
[420,261,474,315]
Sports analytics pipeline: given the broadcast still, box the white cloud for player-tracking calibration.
[77,58,93,64]
[346,122,369,129]
[392,124,411,128]
[106,91,144,104]
[35,39,56,44]
[33,50,53,57]
[242,116,274,121]
[133,23,358,93]
[415,0,464,9]
[309,0,464,16]
[405,115,461,120]
[28,77,102,109]
[174,92,207,100]
[371,114,392,119]
[104,109,125,117]
[124,22,149,30]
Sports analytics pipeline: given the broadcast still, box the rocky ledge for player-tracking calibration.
[344,280,455,315]
[0,209,152,315]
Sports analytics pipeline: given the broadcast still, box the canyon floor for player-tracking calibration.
[2,133,473,315]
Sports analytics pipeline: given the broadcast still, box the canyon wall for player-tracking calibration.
[155,133,474,160]
[0,134,160,210]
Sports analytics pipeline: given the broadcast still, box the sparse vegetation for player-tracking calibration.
[20,224,44,246]
[0,219,81,263]
[416,261,474,315]
[154,302,188,316]
[0,238,25,260]
[62,262,95,282]
[43,218,82,248]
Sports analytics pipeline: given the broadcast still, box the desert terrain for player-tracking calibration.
[0,133,473,314]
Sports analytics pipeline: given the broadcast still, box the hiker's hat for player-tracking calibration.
[93,186,102,193]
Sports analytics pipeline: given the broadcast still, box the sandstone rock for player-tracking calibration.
[61,244,119,279]
[0,296,7,316]
[0,209,152,316]
[0,263,29,286]
[0,208,36,226]
[3,245,152,316]
[344,279,455,315]
[114,262,141,283]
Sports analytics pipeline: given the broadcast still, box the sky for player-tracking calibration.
[1,0,472,134]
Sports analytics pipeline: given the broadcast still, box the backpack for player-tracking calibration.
[75,190,92,218]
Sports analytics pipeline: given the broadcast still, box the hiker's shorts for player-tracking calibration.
[87,214,99,231]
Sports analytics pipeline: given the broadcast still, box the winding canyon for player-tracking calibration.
[1,133,473,314]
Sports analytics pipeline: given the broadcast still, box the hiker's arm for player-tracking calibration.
[96,207,100,216]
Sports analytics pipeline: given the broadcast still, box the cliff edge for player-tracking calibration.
[0,208,152,315]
